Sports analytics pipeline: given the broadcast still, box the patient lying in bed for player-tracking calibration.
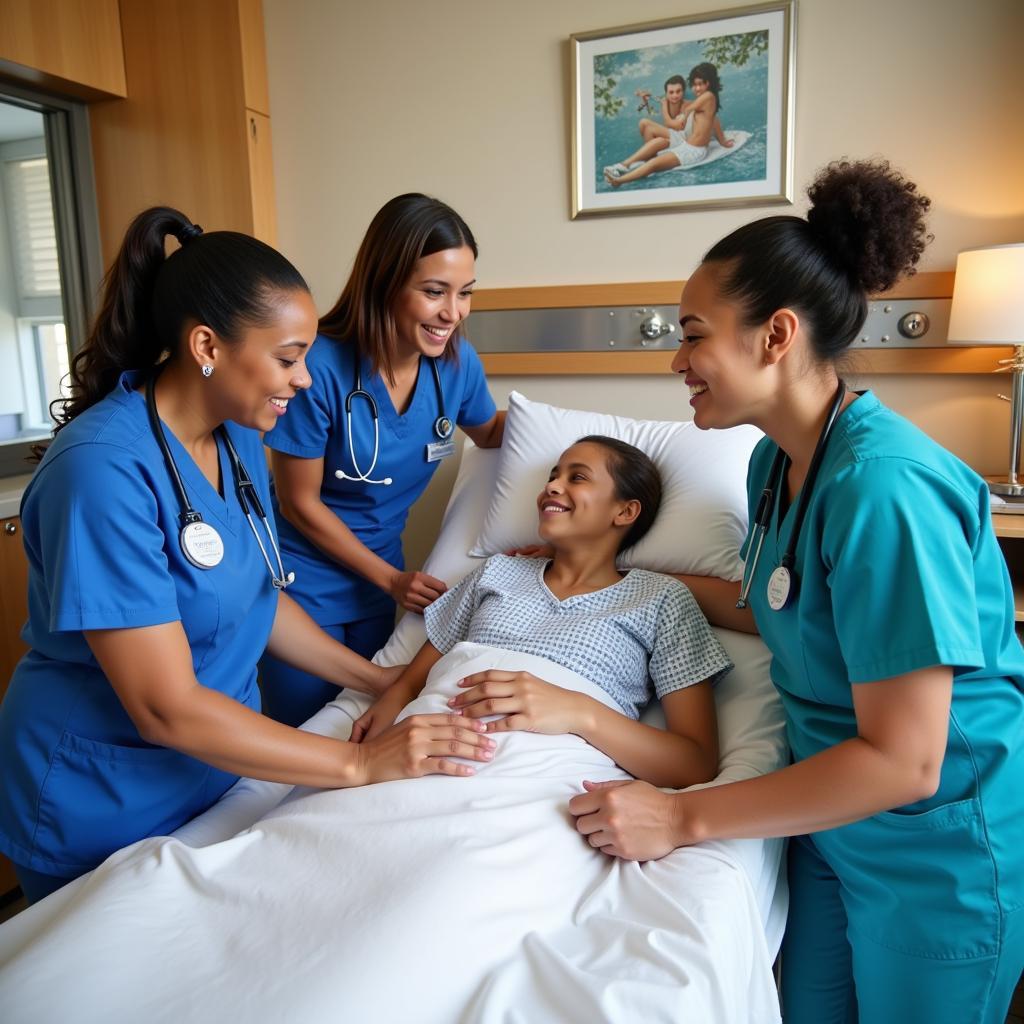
[353,435,732,790]
[0,437,786,1024]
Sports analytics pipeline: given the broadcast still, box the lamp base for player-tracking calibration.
[987,477,1024,498]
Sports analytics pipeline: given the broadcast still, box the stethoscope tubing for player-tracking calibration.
[736,378,847,610]
[146,373,293,590]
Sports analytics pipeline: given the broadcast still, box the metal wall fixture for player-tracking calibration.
[465,298,952,354]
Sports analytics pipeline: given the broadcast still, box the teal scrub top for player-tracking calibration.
[741,391,1024,955]
[0,371,278,876]
[263,335,496,626]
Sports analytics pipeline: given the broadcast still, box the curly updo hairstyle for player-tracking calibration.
[702,159,932,362]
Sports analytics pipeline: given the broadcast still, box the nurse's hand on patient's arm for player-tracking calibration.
[390,569,447,613]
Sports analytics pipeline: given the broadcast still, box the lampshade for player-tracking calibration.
[947,243,1024,346]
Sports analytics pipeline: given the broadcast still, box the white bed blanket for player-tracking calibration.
[0,642,781,1023]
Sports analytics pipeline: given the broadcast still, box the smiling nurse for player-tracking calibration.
[570,160,1024,1023]
[0,208,494,903]
[261,194,504,727]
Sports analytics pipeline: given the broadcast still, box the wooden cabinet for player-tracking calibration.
[89,0,279,261]
[0,517,29,897]
[0,0,127,100]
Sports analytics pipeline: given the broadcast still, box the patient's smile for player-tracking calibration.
[541,500,570,514]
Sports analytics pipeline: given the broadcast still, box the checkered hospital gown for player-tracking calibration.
[424,555,732,719]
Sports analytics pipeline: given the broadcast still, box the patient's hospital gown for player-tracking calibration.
[425,554,733,717]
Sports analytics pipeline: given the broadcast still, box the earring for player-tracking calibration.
[201,364,214,378]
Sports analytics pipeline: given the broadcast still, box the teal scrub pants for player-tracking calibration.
[259,614,394,727]
[782,834,1023,1023]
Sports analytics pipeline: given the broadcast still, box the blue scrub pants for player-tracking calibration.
[781,834,1023,1024]
[14,864,73,904]
[259,614,394,727]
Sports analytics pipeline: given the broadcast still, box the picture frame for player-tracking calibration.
[570,1,796,217]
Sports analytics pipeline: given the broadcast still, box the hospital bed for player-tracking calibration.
[0,416,789,1024]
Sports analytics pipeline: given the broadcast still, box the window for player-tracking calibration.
[0,90,101,475]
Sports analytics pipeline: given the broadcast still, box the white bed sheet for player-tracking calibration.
[0,443,790,1023]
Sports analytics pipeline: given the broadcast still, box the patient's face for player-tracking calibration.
[536,442,624,549]
[673,262,766,430]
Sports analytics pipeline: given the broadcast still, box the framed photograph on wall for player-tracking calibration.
[570,2,796,217]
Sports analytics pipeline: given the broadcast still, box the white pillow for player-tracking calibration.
[469,392,761,581]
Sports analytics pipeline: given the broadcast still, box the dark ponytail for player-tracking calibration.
[703,159,932,362]
[50,205,308,438]
[576,435,663,553]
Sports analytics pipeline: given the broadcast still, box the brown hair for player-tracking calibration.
[318,193,477,385]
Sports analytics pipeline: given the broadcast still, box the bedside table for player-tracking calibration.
[992,513,1024,626]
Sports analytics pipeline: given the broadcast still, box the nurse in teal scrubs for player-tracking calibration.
[569,160,1024,1023]
[0,207,495,904]
[261,194,504,727]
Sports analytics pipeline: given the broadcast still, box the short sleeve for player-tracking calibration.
[649,582,734,698]
[263,348,334,459]
[33,446,181,632]
[822,459,986,682]
[454,342,496,429]
[423,564,486,653]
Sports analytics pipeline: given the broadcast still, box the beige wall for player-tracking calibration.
[263,0,1024,570]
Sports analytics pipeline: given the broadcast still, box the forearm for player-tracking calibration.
[576,700,717,789]
[672,574,757,633]
[266,592,389,696]
[278,496,395,592]
[673,735,939,845]
[145,683,364,788]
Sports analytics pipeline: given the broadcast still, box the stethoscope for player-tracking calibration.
[335,355,453,487]
[146,375,295,589]
[736,379,847,612]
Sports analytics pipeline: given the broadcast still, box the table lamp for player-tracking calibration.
[947,243,1024,496]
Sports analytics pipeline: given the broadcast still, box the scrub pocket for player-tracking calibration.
[34,731,215,873]
[814,796,999,959]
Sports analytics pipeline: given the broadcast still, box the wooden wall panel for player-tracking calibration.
[0,0,127,99]
[89,0,253,265]
[238,0,270,115]
[246,110,277,245]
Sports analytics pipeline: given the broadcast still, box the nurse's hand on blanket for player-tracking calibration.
[570,779,679,861]
[390,569,448,612]
[354,713,496,782]
[451,670,585,735]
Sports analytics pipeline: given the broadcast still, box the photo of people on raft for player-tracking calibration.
[591,31,769,194]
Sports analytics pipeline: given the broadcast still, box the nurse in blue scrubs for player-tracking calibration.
[261,194,504,727]
[0,207,495,904]
[570,160,1024,1023]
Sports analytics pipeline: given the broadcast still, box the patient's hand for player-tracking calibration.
[504,544,554,559]
[351,679,419,742]
[450,670,589,736]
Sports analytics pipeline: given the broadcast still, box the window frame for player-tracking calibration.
[0,82,102,478]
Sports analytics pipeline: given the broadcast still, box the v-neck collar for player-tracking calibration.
[162,424,240,535]
[365,355,431,440]
[537,558,634,606]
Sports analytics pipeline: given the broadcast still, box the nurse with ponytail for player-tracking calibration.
[570,160,1024,1023]
[0,208,495,903]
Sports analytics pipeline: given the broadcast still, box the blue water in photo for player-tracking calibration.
[593,41,768,193]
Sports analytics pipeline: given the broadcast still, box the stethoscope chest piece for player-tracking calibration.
[180,520,225,569]
[766,565,793,611]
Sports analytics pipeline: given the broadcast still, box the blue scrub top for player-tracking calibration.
[0,371,279,876]
[263,334,496,625]
[740,391,1024,952]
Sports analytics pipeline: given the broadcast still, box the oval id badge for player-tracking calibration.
[766,565,792,611]
[180,521,225,569]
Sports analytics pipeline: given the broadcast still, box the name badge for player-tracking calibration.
[426,440,456,463]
